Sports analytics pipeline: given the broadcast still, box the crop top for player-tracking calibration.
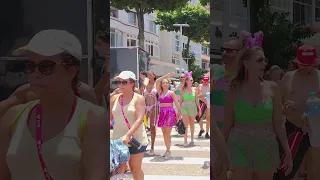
[234,97,273,123]
[183,92,196,101]
[158,91,173,103]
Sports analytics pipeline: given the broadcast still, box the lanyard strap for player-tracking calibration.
[119,94,134,130]
[35,97,78,180]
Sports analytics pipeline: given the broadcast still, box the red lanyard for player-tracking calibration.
[119,93,134,129]
[35,97,78,180]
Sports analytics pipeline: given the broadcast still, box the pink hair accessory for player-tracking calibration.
[185,71,193,77]
[240,31,264,48]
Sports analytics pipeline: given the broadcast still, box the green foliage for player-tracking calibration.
[110,0,189,14]
[110,0,189,49]
[155,5,210,43]
[199,0,210,6]
[183,51,206,83]
[256,6,315,68]
[189,62,207,83]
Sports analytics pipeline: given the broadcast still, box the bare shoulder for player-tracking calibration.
[135,93,145,102]
[282,70,295,81]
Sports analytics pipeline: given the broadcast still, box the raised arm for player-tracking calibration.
[155,72,175,93]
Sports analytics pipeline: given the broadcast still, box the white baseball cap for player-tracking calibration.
[12,29,82,60]
[115,71,136,81]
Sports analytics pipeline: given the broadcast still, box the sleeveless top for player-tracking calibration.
[183,90,196,101]
[112,93,148,147]
[158,91,174,104]
[234,97,273,123]
[212,73,233,128]
[6,98,99,180]
[175,85,182,102]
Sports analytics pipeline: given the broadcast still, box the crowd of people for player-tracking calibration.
[110,69,210,179]
[211,30,320,180]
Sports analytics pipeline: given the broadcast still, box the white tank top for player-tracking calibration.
[6,98,96,180]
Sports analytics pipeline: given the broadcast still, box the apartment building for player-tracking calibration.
[110,0,210,76]
[270,0,320,51]
[210,0,249,64]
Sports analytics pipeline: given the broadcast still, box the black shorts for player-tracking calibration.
[278,120,310,179]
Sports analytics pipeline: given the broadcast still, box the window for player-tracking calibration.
[172,35,180,52]
[110,28,124,47]
[128,12,137,26]
[145,15,157,33]
[172,53,180,65]
[145,41,159,57]
[316,1,320,22]
[127,39,137,47]
[202,62,207,69]
[293,0,313,25]
[202,46,209,55]
[270,0,289,10]
[110,8,118,18]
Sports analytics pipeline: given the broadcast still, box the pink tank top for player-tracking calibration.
[158,91,173,103]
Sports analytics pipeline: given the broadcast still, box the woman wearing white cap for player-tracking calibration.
[110,70,147,180]
[0,30,107,180]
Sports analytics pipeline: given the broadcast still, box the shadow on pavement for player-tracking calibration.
[147,155,184,162]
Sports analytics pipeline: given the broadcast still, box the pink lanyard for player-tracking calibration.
[35,97,77,180]
[119,94,134,129]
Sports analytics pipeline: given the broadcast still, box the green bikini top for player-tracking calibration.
[183,92,196,101]
[234,97,273,123]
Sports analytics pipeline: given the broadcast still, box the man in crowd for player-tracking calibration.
[197,75,210,138]
[211,38,242,179]
[280,45,320,180]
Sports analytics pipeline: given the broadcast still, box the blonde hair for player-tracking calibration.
[230,47,264,89]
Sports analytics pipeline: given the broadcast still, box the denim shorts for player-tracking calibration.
[129,145,148,155]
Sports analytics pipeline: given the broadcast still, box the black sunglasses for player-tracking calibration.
[221,47,239,53]
[116,80,131,85]
[180,76,185,79]
[24,59,76,75]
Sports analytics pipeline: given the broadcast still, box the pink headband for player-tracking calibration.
[185,71,192,77]
[239,31,264,48]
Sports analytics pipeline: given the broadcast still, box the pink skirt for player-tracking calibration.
[156,106,177,127]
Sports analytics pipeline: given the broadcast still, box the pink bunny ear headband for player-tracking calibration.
[185,71,192,77]
[239,31,264,48]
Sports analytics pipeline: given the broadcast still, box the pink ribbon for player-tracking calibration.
[240,31,264,48]
[185,71,193,77]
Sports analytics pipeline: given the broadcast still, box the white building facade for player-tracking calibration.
[270,0,320,52]
[110,0,210,76]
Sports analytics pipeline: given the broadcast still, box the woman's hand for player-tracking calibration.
[226,169,233,180]
[121,135,130,145]
[212,157,223,178]
[283,151,293,176]
[283,100,297,116]
[168,72,175,78]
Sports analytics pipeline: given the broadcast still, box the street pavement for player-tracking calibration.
[111,120,210,180]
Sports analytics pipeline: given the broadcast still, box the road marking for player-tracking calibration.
[147,146,210,151]
[144,175,210,180]
[142,157,210,165]
[154,137,210,142]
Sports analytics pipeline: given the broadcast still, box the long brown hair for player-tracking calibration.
[183,76,193,89]
[230,47,264,89]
